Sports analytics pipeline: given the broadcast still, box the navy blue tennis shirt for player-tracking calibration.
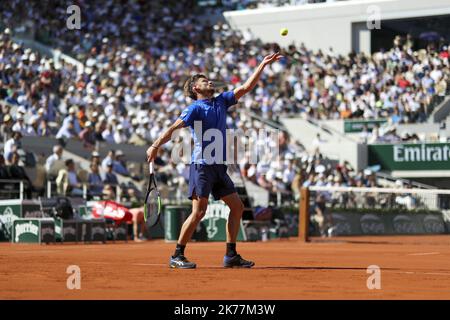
[178,91,237,164]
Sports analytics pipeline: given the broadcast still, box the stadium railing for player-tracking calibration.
[0,179,26,200]
[375,171,435,190]
[45,180,122,202]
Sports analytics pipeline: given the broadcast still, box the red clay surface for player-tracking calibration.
[1,236,450,300]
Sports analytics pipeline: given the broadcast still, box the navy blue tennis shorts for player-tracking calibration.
[188,164,236,200]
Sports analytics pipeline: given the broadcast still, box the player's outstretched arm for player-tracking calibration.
[233,52,283,101]
[146,119,185,163]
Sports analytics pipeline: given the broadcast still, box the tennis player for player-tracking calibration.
[146,52,283,269]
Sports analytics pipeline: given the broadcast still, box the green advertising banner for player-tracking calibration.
[78,203,93,217]
[344,119,387,133]
[0,203,21,240]
[164,206,191,242]
[368,143,450,171]
[12,218,55,243]
[54,218,63,241]
[13,219,40,243]
[164,203,246,242]
[201,202,246,242]
[0,200,49,241]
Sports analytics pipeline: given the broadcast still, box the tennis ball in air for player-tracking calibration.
[280,28,288,36]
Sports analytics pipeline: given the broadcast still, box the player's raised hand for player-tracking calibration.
[262,52,283,65]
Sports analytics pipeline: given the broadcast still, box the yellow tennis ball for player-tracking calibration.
[280,28,288,36]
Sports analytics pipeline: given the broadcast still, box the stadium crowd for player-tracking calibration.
[1,0,450,199]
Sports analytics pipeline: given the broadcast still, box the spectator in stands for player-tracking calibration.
[93,121,106,143]
[129,123,148,146]
[15,107,27,122]
[101,123,115,144]
[56,120,78,141]
[0,81,8,100]
[7,151,35,198]
[62,106,81,134]
[113,150,130,176]
[394,180,418,210]
[56,159,83,197]
[3,131,22,164]
[25,117,40,136]
[91,151,101,167]
[302,174,316,188]
[4,90,19,107]
[88,162,104,198]
[113,125,128,144]
[11,114,27,136]
[76,104,87,129]
[283,158,296,187]
[0,154,11,191]
[102,150,115,171]
[390,108,402,124]
[103,160,119,186]
[0,114,13,141]
[102,184,116,201]
[45,145,64,176]
[79,121,96,150]
[38,119,52,137]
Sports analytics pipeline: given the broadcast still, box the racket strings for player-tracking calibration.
[145,188,161,226]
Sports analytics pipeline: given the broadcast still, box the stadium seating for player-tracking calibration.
[1,0,449,211]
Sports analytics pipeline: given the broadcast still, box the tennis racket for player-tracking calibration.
[143,162,162,227]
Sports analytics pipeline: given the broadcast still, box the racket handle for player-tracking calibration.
[149,162,154,174]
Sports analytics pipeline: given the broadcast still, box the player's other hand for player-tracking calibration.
[146,145,158,163]
[262,52,283,65]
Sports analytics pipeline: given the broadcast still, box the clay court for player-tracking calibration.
[1,235,450,300]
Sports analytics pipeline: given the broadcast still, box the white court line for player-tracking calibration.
[131,263,226,268]
[84,262,167,267]
[22,259,448,276]
[407,252,440,256]
[12,250,62,254]
[384,270,450,277]
[424,272,450,276]
[132,263,168,267]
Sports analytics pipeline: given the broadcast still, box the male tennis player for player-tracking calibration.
[146,52,283,269]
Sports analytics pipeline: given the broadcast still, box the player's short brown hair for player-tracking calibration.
[183,74,207,100]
